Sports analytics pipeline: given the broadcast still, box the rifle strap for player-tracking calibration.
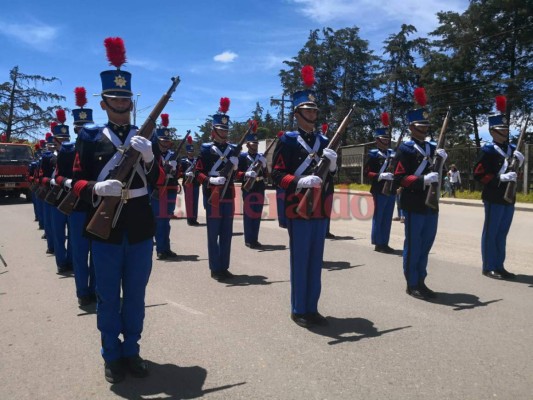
[413,142,431,176]
[493,144,512,175]
[209,145,233,176]
[377,151,389,174]
[294,135,321,178]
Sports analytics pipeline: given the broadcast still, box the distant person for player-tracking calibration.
[447,164,461,197]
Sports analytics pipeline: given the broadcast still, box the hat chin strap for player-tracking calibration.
[102,97,131,115]
[295,108,318,126]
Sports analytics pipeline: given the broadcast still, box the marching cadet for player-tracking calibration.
[195,97,239,281]
[151,114,179,260]
[181,136,200,226]
[237,125,267,249]
[33,139,46,230]
[393,88,447,300]
[364,112,396,254]
[271,65,337,328]
[49,110,73,273]
[65,87,96,306]
[474,96,524,280]
[39,132,57,254]
[70,37,162,383]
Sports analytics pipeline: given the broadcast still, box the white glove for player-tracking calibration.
[322,148,337,172]
[257,155,267,168]
[499,171,517,182]
[297,175,322,189]
[64,179,72,189]
[424,172,439,186]
[130,136,154,163]
[94,180,123,197]
[185,171,194,177]
[436,148,448,162]
[209,176,226,185]
[245,170,257,179]
[229,156,239,171]
[50,178,56,186]
[513,150,524,168]
[168,160,178,171]
[378,172,394,181]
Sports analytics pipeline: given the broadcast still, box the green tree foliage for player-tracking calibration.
[0,66,66,142]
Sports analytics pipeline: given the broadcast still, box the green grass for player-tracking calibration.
[337,183,533,204]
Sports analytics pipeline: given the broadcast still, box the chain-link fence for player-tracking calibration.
[338,143,532,194]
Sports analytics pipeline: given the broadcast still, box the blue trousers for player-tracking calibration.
[92,236,153,362]
[50,206,71,269]
[403,210,438,287]
[276,187,287,228]
[287,218,328,314]
[43,202,55,252]
[371,193,396,245]
[32,191,39,220]
[184,184,199,223]
[151,190,177,254]
[205,200,234,272]
[69,211,95,298]
[481,202,514,272]
[35,195,44,228]
[242,190,264,244]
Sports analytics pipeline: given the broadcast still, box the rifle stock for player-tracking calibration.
[295,103,356,219]
[86,76,181,239]
[504,116,529,203]
[381,130,406,196]
[242,137,278,192]
[425,106,452,210]
[44,183,63,206]
[57,189,78,216]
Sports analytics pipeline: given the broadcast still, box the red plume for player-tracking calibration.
[277,130,284,138]
[0,133,6,143]
[219,97,230,114]
[301,65,315,88]
[321,123,328,134]
[39,139,46,146]
[74,87,87,108]
[249,120,258,133]
[45,132,52,139]
[414,87,427,107]
[381,112,390,127]
[495,95,507,113]
[104,37,127,68]
[34,143,40,150]
[56,109,66,124]
[50,122,58,131]
[187,136,193,144]
[160,113,169,127]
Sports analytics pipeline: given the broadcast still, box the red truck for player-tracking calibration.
[0,142,33,201]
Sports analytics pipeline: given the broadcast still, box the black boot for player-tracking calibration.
[123,355,149,378]
[418,279,436,299]
[104,360,125,383]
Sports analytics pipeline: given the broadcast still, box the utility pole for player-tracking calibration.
[133,94,141,126]
[271,94,292,132]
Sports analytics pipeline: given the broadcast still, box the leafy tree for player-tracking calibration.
[0,66,66,142]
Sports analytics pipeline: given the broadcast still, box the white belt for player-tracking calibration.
[255,176,264,181]
[208,172,221,177]
[122,187,148,200]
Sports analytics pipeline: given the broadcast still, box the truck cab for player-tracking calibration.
[0,142,33,201]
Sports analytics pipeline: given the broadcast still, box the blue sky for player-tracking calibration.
[0,0,469,139]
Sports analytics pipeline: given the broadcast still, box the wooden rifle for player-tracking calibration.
[242,136,279,192]
[425,106,451,210]
[44,178,64,206]
[295,103,356,219]
[504,115,529,203]
[207,124,253,205]
[381,129,406,196]
[151,130,191,198]
[85,76,180,239]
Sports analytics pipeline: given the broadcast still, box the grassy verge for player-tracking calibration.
[337,183,533,204]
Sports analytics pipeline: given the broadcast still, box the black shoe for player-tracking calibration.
[78,294,96,307]
[123,355,149,378]
[104,360,125,383]
[418,280,436,299]
[279,224,287,229]
[157,252,168,260]
[57,263,73,274]
[406,286,427,300]
[245,242,262,249]
[222,270,235,279]
[46,249,54,255]
[165,250,178,258]
[291,313,313,328]
[375,245,395,254]
[325,232,336,239]
[307,312,328,326]
[41,234,47,239]
[211,271,226,281]
[482,270,504,280]
[187,220,200,226]
[499,268,516,279]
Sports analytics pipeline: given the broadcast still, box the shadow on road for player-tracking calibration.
[225,274,288,287]
[428,292,503,311]
[158,254,201,262]
[309,316,411,345]
[232,232,244,237]
[110,361,245,399]
[327,235,356,241]
[257,244,287,252]
[511,274,533,287]
[322,261,364,271]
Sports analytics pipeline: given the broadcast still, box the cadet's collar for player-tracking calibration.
[108,121,131,138]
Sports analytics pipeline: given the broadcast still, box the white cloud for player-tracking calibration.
[214,51,239,63]
[128,57,160,71]
[0,20,58,51]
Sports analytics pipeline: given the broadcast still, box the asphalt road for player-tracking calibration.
[0,190,532,400]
